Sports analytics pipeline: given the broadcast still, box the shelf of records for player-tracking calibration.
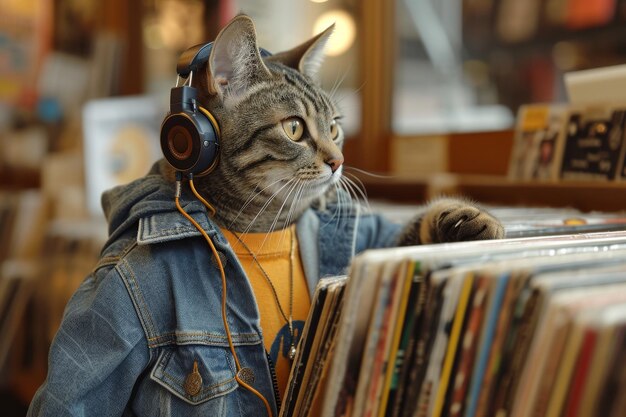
[508,102,626,183]
[3,184,626,411]
[0,191,106,386]
[360,174,626,213]
[283,230,626,417]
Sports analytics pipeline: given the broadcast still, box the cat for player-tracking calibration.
[26,14,505,417]
[181,14,504,244]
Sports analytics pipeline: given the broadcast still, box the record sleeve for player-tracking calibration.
[297,279,346,417]
[396,272,446,417]
[472,272,526,417]
[562,325,597,417]
[545,285,626,417]
[521,290,578,417]
[508,104,570,181]
[319,257,387,417]
[414,271,463,417]
[447,276,493,417]
[384,262,424,417]
[431,272,474,417]
[400,273,446,417]
[577,305,626,417]
[306,231,626,417]
[560,106,626,181]
[594,316,626,417]
[464,273,510,417]
[353,260,404,417]
[376,262,415,417]
[281,276,336,417]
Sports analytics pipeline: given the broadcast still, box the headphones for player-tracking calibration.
[160,42,272,177]
[166,41,278,417]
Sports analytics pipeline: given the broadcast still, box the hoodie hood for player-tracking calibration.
[101,160,206,251]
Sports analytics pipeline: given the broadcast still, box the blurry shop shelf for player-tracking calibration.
[355,173,626,213]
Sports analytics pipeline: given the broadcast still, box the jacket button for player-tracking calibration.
[184,360,203,397]
[237,367,255,385]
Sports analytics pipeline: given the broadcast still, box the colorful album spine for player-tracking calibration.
[464,274,510,417]
[377,262,418,417]
[447,277,491,417]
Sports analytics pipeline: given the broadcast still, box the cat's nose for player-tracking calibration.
[325,156,344,173]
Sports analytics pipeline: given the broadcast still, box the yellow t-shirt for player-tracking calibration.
[221,226,311,397]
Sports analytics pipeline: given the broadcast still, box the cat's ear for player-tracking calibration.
[269,24,334,79]
[207,15,271,97]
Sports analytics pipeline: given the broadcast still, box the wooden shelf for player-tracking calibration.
[356,173,626,212]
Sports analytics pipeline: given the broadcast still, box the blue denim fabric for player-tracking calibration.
[27,161,403,417]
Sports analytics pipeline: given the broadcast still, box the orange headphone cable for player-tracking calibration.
[174,177,274,417]
[188,178,216,216]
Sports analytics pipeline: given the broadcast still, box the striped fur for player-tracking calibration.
[189,16,345,233]
[183,15,505,244]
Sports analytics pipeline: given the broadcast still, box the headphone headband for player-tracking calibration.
[176,43,213,78]
[176,42,273,78]
[163,42,273,177]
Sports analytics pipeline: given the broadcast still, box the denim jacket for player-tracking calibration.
[27,161,402,417]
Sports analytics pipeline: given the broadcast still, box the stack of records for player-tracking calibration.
[282,231,626,417]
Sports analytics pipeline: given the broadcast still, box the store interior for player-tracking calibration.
[2,0,626,414]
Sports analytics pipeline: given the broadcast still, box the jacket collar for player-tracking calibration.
[136,204,324,297]
[137,203,217,245]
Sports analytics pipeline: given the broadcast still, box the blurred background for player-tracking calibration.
[1,0,626,413]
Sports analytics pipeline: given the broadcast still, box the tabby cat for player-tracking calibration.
[26,14,506,417]
[184,15,504,243]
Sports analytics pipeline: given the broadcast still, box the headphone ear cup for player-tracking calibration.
[160,111,219,176]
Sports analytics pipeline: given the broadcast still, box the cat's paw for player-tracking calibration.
[430,202,504,243]
[396,198,504,246]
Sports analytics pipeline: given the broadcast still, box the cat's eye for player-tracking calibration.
[282,117,304,141]
[330,119,339,140]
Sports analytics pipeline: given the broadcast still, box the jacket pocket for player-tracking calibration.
[150,344,239,405]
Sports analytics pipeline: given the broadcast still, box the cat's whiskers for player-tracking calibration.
[246,178,298,235]
[228,176,292,231]
[328,182,349,238]
[341,169,366,190]
[326,182,344,225]
[318,177,358,239]
[262,179,302,250]
[340,178,358,212]
[278,182,297,234]
[273,179,306,250]
[330,81,367,113]
[317,181,347,237]
[266,177,307,250]
[341,173,371,212]
[338,177,359,206]
[284,180,308,236]
[342,176,369,217]
[240,177,299,236]
[343,165,395,179]
[339,180,353,216]
[328,66,350,101]
[286,180,307,228]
